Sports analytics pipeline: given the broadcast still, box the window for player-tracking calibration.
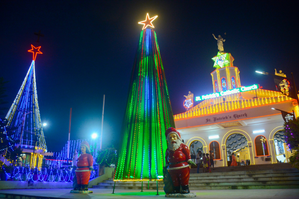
[209,141,221,160]
[221,77,227,91]
[255,135,269,156]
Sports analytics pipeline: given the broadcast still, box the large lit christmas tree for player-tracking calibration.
[114,14,175,181]
[5,44,47,168]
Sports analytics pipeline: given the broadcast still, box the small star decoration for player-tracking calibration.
[138,13,158,30]
[28,44,43,61]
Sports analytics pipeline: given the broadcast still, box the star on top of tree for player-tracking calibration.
[138,13,158,30]
[28,44,43,61]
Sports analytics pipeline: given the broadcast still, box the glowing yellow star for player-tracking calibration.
[28,44,43,61]
[138,13,158,30]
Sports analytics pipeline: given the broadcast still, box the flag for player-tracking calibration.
[273,76,297,99]
[280,110,294,123]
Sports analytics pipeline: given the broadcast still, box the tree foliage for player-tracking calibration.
[95,146,117,167]
[284,118,299,150]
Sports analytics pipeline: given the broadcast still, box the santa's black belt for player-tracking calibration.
[169,161,187,165]
[77,166,89,168]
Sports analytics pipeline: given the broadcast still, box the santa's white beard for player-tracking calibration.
[168,139,182,151]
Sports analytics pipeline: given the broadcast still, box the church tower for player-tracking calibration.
[211,52,241,93]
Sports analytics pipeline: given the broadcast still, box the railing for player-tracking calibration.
[174,90,293,120]
[0,166,97,182]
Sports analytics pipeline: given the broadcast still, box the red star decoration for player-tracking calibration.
[138,13,158,30]
[28,44,43,61]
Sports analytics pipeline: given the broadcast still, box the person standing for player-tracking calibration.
[210,151,214,169]
[205,153,211,173]
[196,151,202,173]
[230,153,238,167]
[202,153,206,173]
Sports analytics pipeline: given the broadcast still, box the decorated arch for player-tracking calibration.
[186,136,208,153]
[221,129,254,167]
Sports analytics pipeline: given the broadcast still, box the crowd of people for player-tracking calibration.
[195,151,214,173]
[195,150,240,173]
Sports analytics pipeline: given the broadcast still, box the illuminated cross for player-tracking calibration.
[28,44,43,61]
[138,13,158,30]
[260,136,267,155]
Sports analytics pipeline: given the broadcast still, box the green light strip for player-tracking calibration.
[114,29,174,181]
[195,84,259,101]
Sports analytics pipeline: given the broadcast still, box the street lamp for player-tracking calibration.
[42,123,47,127]
[91,133,98,139]
[255,70,269,75]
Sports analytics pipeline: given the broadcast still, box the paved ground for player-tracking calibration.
[1,188,299,199]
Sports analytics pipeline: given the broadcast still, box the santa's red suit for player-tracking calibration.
[166,142,191,187]
[76,153,93,186]
[75,141,93,190]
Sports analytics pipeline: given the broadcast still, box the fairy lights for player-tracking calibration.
[2,166,96,183]
[114,26,173,181]
[138,13,158,30]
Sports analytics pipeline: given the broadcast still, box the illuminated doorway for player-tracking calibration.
[190,140,204,162]
[226,133,249,166]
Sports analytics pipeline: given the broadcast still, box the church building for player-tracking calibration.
[174,44,297,167]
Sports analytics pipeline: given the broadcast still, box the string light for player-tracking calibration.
[2,166,96,182]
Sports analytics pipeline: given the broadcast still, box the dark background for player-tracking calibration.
[0,0,298,153]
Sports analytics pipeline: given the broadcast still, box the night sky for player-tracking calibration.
[1,1,298,153]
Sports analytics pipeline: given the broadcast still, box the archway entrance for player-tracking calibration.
[274,130,294,163]
[190,140,204,162]
[226,133,250,166]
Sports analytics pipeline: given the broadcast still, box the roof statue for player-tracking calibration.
[212,34,226,52]
[184,91,194,100]
[274,69,287,78]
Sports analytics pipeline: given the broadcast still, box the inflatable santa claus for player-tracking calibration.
[73,141,93,192]
[165,127,196,194]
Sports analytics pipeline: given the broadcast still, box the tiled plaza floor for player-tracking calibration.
[0,188,299,199]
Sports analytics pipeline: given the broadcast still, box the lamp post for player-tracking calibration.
[255,70,298,103]
[256,69,299,118]
[91,133,98,158]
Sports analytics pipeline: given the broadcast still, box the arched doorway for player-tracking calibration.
[190,140,204,162]
[226,133,250,166]
[274,131,286,162]
[273,130,295,163]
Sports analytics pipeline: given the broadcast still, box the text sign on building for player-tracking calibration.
[195,84,259,101]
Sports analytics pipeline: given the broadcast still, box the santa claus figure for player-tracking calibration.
[165,127,196,194]
[74,141,93,192]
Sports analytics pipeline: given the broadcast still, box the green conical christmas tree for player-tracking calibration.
[114,14,175,181]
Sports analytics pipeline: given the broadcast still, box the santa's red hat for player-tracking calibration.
[165,127,182,141]
[81,141,91,153]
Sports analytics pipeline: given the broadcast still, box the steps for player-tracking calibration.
[93,164,299,190]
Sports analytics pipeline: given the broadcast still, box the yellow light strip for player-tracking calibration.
[174,94,293,120]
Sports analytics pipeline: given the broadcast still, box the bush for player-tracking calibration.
[289,149,299,170]
[95,147,117,167]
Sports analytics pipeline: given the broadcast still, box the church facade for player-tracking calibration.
[175,50,297,167]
